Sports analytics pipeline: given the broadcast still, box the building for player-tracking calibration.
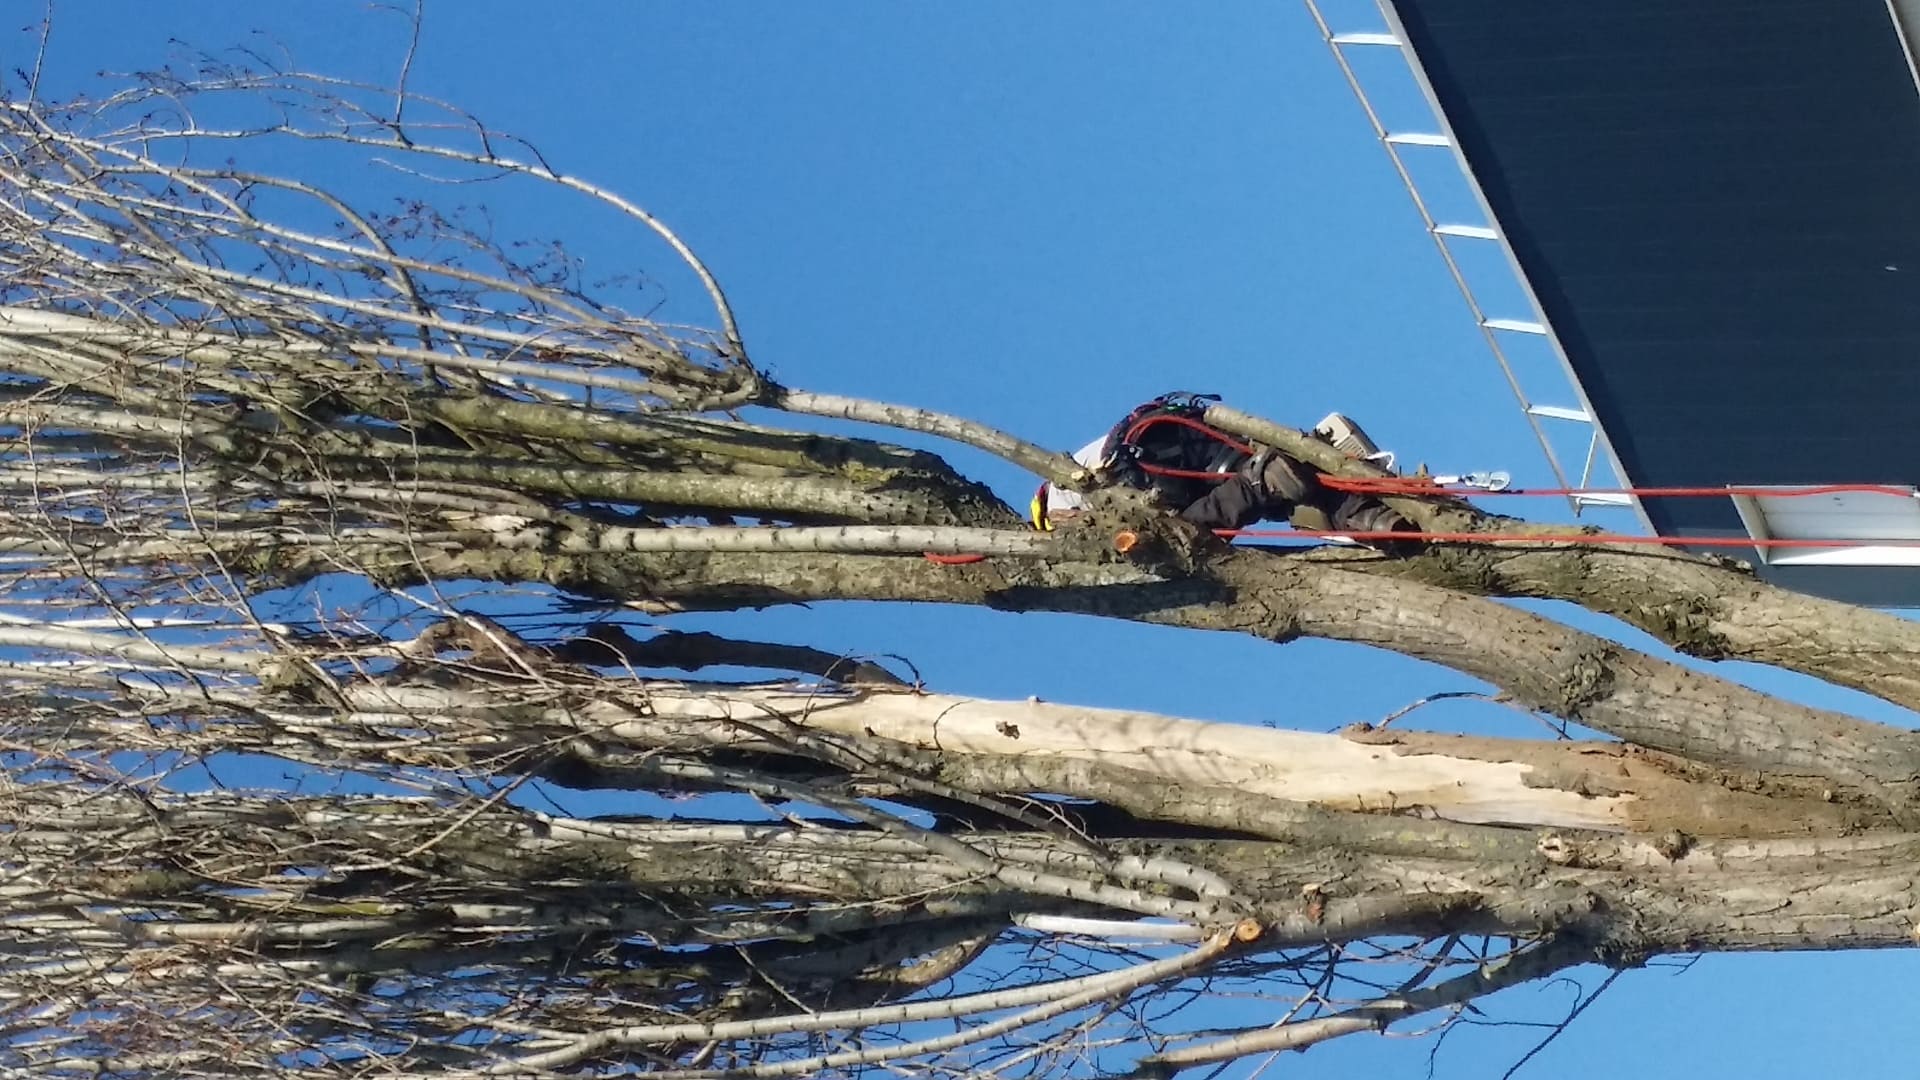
[1311,0,1920,605]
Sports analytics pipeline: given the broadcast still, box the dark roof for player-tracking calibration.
[1393,0,1920,549]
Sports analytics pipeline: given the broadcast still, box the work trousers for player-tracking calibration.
[1177,474,1397,535]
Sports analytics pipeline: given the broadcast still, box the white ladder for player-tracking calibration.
[1305,1,1635,512]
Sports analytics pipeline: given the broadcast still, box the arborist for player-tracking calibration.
[1030,392,1417,547]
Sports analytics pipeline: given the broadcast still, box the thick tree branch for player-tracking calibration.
[313,538,1920,801]
[1206,403,1920,719]
[14,790,1919,957]
[769,386,1089,490]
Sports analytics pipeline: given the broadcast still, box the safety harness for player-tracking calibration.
[1031,392,1249,529]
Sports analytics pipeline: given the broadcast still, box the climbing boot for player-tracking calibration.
[1335,499,1421,555]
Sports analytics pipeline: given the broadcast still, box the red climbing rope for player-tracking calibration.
[1320,476,1920,501]
[1123,414,1262,481]
[1223,528,1920,549]
[1124,413,1256,457]
[922,417,1919,563]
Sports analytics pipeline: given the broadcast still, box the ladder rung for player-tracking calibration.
[1434,224,1499,239]
[1483,318,1546,334]
[1527,404,1591,422]
[1384,132,1450,147]
[1332,32,1400,45]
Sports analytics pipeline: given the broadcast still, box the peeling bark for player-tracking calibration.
[288,536,1920,803]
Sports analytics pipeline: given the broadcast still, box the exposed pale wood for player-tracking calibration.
[598,686,1861,835]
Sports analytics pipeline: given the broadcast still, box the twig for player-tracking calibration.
[1132,937,1596,1076]
[500,923,1247,1075]
[771,386,1087,487]
[390,0,425,132]
[1371,690,1568,740]
[1499,966,1624,1079]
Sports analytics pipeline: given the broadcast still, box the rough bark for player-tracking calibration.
[254,530,1919,803]
[16,789,1916,959]
[1207,403,1920,717]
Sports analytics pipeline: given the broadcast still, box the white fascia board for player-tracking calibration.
[1732,486,1920,566]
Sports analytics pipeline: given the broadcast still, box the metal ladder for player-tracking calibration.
[1302,0,1633,515]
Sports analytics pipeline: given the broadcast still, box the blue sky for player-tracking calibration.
[22,3,1917,1076]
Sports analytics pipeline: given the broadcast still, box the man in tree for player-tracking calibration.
[1032,392,1418,544]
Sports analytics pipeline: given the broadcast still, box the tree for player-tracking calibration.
[3,62,1918,1079]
